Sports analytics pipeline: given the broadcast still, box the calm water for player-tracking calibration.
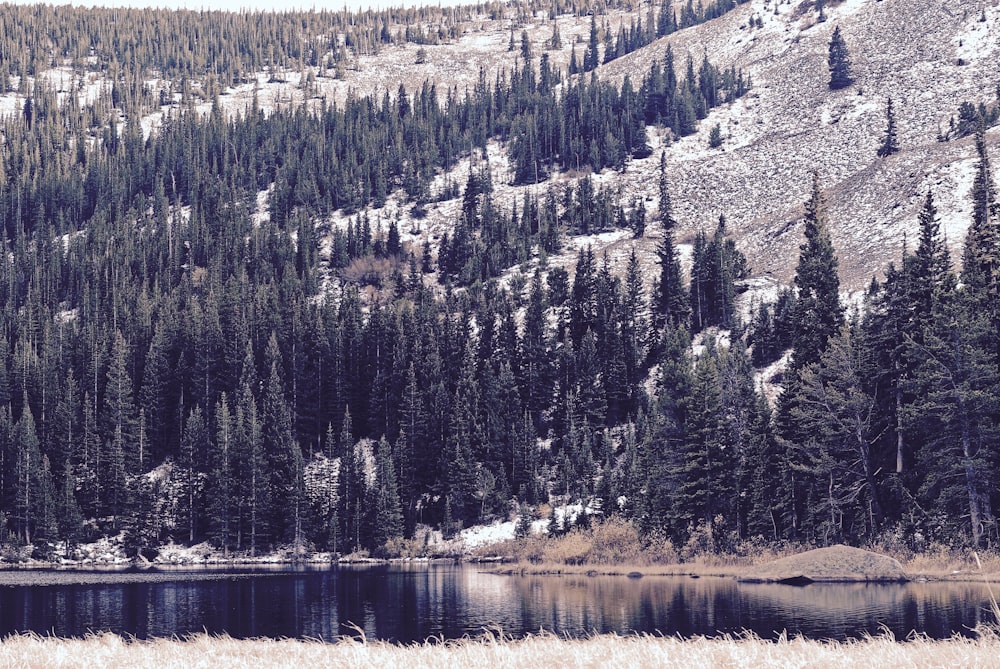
[0,563,995,641]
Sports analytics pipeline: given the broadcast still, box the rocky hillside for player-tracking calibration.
[4,0,996,292]
[599,0,1000,288]
[283,0,1000,293]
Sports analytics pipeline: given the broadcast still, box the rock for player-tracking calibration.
[129,553,154,571]
[738,545,907,584]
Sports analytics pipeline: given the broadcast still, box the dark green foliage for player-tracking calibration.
[371,437,403,552]
[790,175,844,372]
[583,15,601,73]
[640,45,749,137]
[961,126,1000,300]
[828,26,853,90]
[708,123,723,148]
[689,216,749,332]
[652,164,689,332]
[1,2,998,560]
[947,100,999,140]
[747,288,797,367]
[792,327,885,543]
[877,97,900,158]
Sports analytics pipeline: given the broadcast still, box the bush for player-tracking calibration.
[588,516,645,565]
[341,256,395,287]
[542,531,592,565]
[708,124,723,148]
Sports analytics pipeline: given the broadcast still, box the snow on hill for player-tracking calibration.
[598,0,1000,287]
[307,0,1000,294]
[2,0,996,295]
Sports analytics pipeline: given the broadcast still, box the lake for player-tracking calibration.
[0,563,995,642]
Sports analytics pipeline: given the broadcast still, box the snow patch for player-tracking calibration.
[459,521,516,550]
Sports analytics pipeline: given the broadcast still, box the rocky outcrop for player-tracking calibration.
[738,545,907,584]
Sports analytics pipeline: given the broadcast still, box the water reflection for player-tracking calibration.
[0,565,994,641]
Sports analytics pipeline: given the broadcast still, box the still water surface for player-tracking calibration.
[0,564,994,641]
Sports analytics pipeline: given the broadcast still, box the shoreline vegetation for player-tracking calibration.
[1,630,1000,669]
[3,515,1000,584]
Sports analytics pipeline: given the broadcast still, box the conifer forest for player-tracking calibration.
[0,0,999,563]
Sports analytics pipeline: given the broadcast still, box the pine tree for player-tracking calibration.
[774,174,844,541]
[12,403,56,545]
[519,270,551,431]
[689,216,748,331]
[208,393,236,552]
[371,437,403,552]
[569,246,599,347]
[901,191,952,339]
[583,15,600,72]
[101,331,138,520]
[622,248,649,414]
[794,327,884,543]
[961,125,999,300]
[520,30,532,61]
[637,324,691,537]
[548,20,561,50]
[262,334,302,544]
[236,373,269,556]
[877,96,900,157]
[828,26,853,90]
[653,163,688,331]
[905,282,995,547]
[179,406,208,544]
[657,0,675,37]
[790,174,844,372]
[670,345,733,546]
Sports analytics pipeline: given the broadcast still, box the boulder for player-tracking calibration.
[738,545,907,584]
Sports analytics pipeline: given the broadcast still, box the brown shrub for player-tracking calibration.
[542,531,593,566]
[587,516,646,565]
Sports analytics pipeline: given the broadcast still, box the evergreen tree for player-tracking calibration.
[101,331,138,520]
[637,324,691,537]
[961,125,999,300]
[828,26,853,90]
[548,21,562,50]
[179,407,208,544]
[670,345,733,546]
[519,270,551,429]
[583,15,600,72]
[910,191,952,331]
[689,215,748,332]
[876,96,900,157]
[794,327,884,543]
[774,174,844,541]
[657,0,675,37]
[371,437,403,552]
[520,30,532,61]
[236,371,269,556]
[262,334,303,544]
[905,281,995,547]
[653,163,688,331]
[790,174,844,372]
[208,393,236,551]
[12,404,57,545]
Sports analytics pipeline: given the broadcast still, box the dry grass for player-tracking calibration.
[2,630,1000,669]
[482,518,1000,582]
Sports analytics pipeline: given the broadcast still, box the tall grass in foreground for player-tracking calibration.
[975,552,1000,623]
[2,630,1000,669]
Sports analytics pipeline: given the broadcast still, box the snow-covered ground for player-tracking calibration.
[5,0,994,294]
[596,0,1000,287]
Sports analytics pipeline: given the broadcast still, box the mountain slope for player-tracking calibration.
[297,0,999,292]
[598,0,999,287]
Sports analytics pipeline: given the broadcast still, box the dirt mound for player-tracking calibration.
[738,545,907,584]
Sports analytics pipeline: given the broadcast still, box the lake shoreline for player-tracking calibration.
[1,553,998,585]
